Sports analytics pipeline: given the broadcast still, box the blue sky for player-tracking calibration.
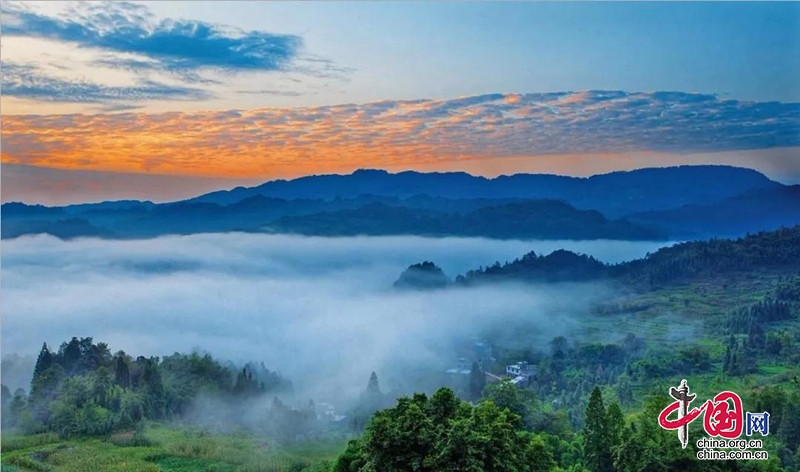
[127,2,800,103]
[2,1,799,204]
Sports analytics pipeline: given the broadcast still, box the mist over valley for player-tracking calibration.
[1,233,668,397]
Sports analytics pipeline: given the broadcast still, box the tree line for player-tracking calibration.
[0,337,292,438]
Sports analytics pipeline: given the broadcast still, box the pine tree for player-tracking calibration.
[62,337,82,375]
[366,371,381,396]
[584,386,614,472]
[32,343,53,385]
[361,371,383,412]
[114,354,130,388]
[606,401,625,451]
[723,345,732,374]
[615,374,633,406]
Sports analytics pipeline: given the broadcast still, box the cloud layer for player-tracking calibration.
[1,1,349,109]
[3,91,798,178]
[2,62,211,111]
[0,233,667,397]
[3,2,302,74]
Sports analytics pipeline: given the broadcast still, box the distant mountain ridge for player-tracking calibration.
[0,198,666,241]
[629,185,800,238]
[189,165,780,218]
[266,200,665,240]
[2,165,797,241]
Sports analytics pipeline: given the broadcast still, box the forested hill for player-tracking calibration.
[266,200,665,240]
[615,225,800,285]
[453,225,800,287]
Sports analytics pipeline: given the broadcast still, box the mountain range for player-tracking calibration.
[2,165,798,241]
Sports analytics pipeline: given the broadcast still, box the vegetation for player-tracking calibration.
[393,262,450,290]
[2,338,294,439]
[4,226,800,470]
[455,226,800,288]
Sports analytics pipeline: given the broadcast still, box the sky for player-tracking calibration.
[2,1,799,204]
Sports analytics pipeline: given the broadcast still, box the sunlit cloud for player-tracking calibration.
[3,91,798,181]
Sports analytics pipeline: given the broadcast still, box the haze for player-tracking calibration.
[1,233,670,402]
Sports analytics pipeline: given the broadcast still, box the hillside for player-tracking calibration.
[266,200,666,240]
[448,225,800,287]
[393,261,451,290]
[1,198,667,241]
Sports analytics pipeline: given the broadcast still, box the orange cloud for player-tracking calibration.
[2,91,797,182]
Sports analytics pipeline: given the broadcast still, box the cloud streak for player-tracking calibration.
[1,62,212,110]
[3,91,798,178]
[2,1,302,74]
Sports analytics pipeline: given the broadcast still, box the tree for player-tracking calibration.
[779,393,800,452]
[615,374,633,406]
[366,371,381,396]
[92,366,113,408]
[468,362,486,401]
[335,387,556,472]
[1,385,14,427]
[29,363,65,424]
[524,434,557,472]
[584,387,613,472]
[114,353,130,388]
[61,337,82,375]
[606,401,624,451]
[32,343,53,384]
[140,359,165,419]
[482,380,539,430]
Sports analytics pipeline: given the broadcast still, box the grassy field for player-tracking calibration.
[0,424,346,472]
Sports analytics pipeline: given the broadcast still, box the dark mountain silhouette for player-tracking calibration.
[628,185,800,238]
[188,165,780,217]
[265,200,666,240]
[393,262,450,290]
[2,166,795,240]
[1,217,109,240]
[456,249,609,285]
[1,202,67,218]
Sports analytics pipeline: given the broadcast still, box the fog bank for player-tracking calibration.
[1,233,669,398]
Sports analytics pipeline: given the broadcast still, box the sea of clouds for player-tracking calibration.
[1,233,671,400]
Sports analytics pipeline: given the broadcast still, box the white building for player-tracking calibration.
[505,361,535,387]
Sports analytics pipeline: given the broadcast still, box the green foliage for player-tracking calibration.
[583,387,613,472]
[481,380,539,430]
[724,298,793,335]
[776,276,800,302]
[617,226,800,287]
[3,337,293,439]
[333,387,556,472]
[457,226,800,288]
[1,425,347,472]
[457,249,608,285]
